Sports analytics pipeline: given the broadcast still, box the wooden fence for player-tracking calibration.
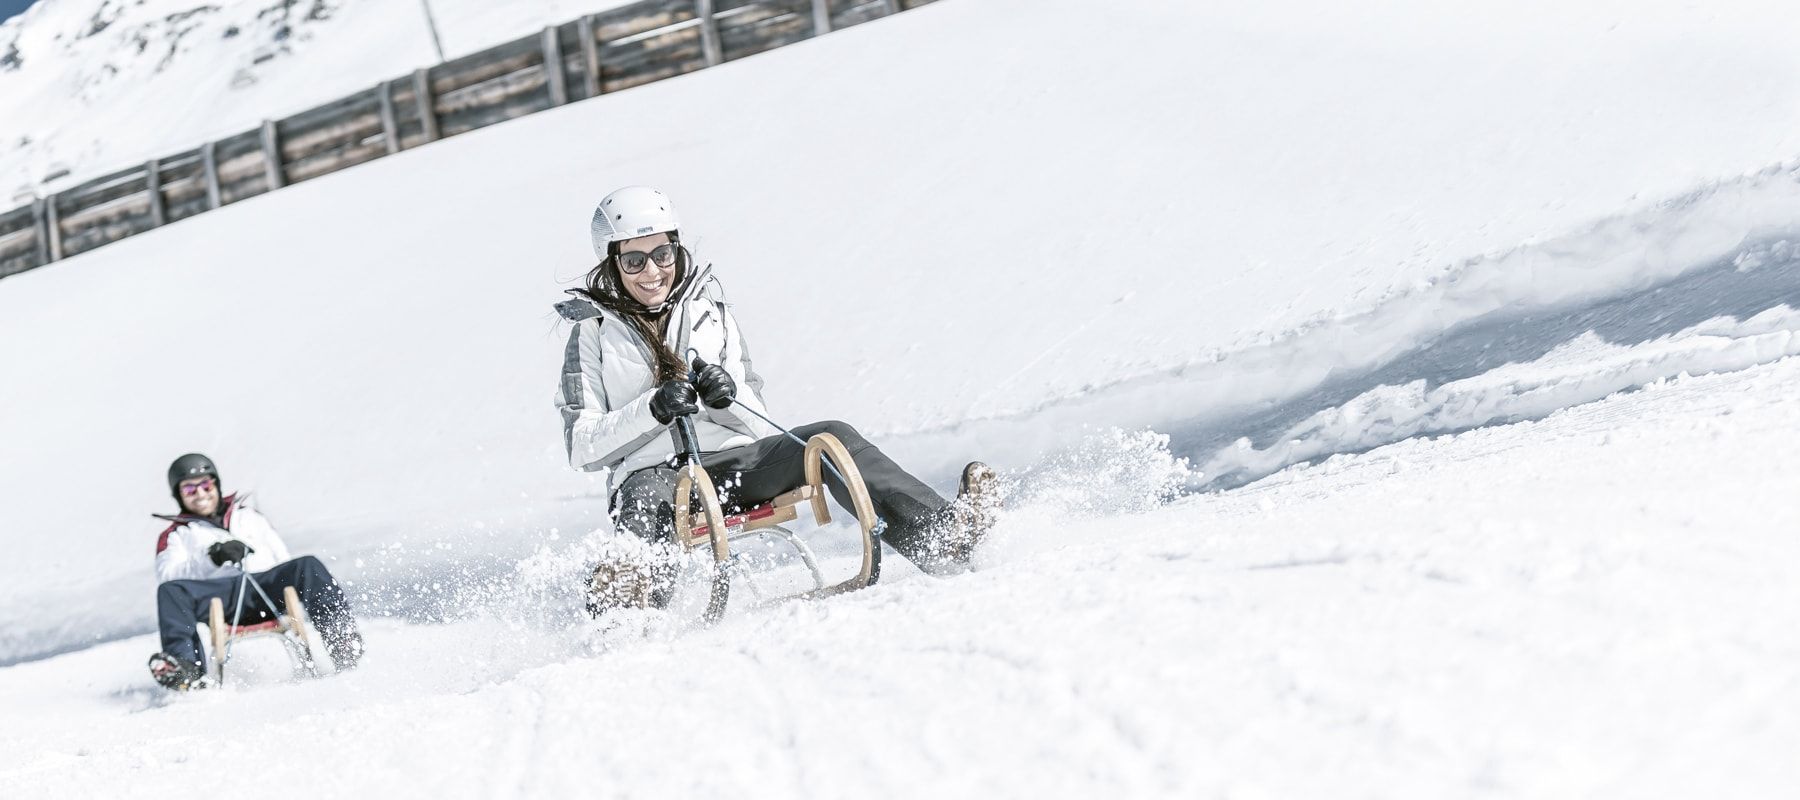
[0,0,935,280]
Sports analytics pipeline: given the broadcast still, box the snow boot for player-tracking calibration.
[948,461,999,564]
[325,627,365,672]
[148,652,205,691]
[585,557,657,616]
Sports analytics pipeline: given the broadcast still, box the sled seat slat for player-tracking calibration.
[226,620,286,636]
[690,485,815,539]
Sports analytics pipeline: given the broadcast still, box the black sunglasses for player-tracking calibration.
[616,243,678,275]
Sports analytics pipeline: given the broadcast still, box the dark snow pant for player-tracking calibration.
[611,420,951,567]
[155,555,354,667]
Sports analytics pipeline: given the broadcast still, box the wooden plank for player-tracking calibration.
[719,0,813,62]
[430,33,541,96]
[378,80,401,153]
[413,68,439,143]
[0,204,33,237]
[599,23,707,70]
[146,158,165,227]
[0,225,44,278]
[277,89,379,139]
[59,194,154,257]
[436,65,549,118]
[280,109,384,163]
[0,237,44,279]
[600,21,704,64]
[542,26,568,106]
[831,0,886,28]
[214,130,271,203]
[696,0,722,66]
[58,161,148,210]
[439,89,554,138]
[156,149,204,183]
[592,0,695,41]
[283,138,390,183]
[599,40,708,93]
[163,190,211,224]
[261,119,285,191]
[579,14,602,98]
[201,141,222,209]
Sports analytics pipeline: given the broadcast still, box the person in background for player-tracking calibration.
[147,453,363,690]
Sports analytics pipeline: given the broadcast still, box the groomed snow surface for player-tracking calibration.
[4,0,1800,795]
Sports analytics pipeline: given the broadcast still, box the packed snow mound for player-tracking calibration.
[0,0,631,198]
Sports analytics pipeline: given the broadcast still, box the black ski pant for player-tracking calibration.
[612,420,951,567]
[155,555,354,667]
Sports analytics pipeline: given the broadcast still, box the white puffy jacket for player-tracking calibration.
[555,265,779,482]
[153,494,292,584]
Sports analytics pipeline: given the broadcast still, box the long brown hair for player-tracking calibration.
[581,233,688,383]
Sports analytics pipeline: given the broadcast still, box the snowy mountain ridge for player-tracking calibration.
[0,0,628,200]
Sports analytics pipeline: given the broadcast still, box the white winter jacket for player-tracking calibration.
[555,265,779,482]
[153,494,292,584]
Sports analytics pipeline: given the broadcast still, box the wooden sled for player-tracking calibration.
[207,585,317,687]
[671,431,882,623]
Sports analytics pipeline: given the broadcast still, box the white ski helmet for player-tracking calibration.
[591,185,679,259]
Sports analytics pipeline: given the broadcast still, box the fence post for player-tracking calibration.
[542,27,568,107]
[578,14,601,98]
[811,0,831,34]
[378,80,401,154]
[696,0,722,66]
[201,142,222,209]
[32,196,50,266]
[260,119,285,191]
[43,193,63,263]
[413,68,440,143]
[882,0,900,15]
[146,159,166,227]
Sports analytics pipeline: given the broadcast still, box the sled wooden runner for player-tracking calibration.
[207,585,317,686]
[672,431,881,622]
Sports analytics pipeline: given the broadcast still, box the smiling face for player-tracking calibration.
[615,232,676,308]
[178,475,221,516]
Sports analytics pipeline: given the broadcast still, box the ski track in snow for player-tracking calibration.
[882,169,1800,491]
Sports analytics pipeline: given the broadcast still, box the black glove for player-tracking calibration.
[691,358,736,410]
[207,540,252,566]
[648,379,699,425]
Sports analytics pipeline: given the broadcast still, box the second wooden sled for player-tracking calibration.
[207,583,318,687]
[672,431,882,623]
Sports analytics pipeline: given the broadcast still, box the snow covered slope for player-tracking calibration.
[3,0,1800,794]
[5,351,1798,797]
[0,0,632,199]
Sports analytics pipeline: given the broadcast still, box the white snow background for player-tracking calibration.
[3,0,1800,795]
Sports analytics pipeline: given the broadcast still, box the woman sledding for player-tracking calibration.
[554,186,997,610]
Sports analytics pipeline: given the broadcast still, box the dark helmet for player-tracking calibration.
[167,453,220,497]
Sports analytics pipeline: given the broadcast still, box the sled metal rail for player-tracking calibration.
[0,0,936,281]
